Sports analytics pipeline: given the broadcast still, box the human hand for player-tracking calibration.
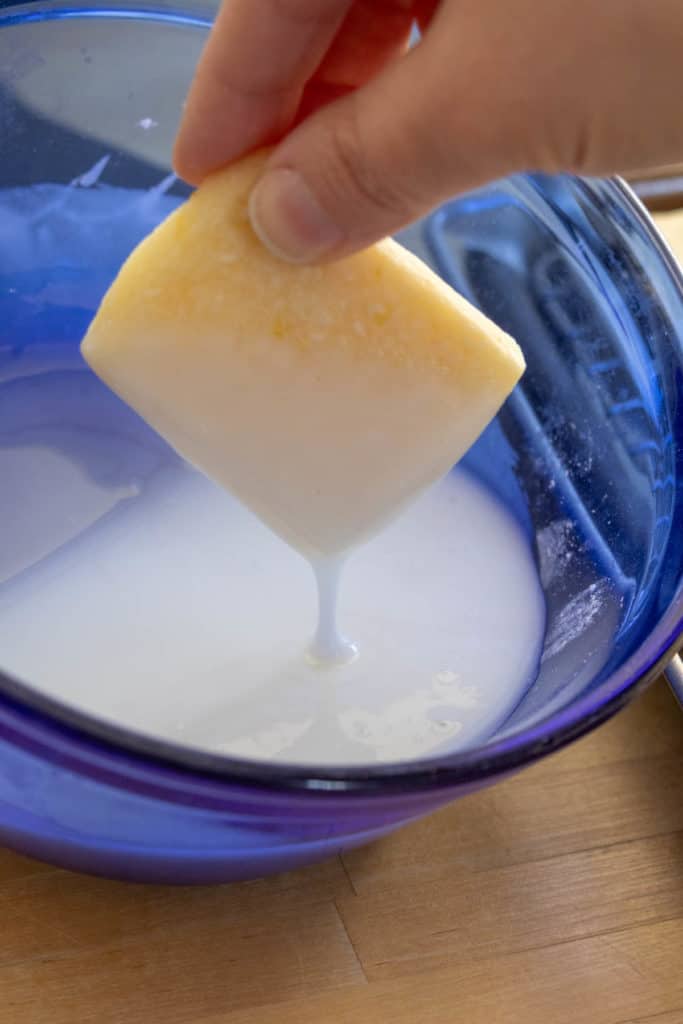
[174,0,683,262]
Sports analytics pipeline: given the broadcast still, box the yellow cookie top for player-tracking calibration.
[83,151,525,557]
[90,151,523,384]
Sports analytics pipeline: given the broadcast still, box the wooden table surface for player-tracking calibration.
[0,677,679,1023]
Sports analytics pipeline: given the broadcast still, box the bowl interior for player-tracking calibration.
[1,2,682,776]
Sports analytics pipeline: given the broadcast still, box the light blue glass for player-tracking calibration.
[0,1,681,883]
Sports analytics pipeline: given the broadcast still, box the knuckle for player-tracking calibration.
[327,103,420,218]
[565,118,600,176]
[536,112,601,177]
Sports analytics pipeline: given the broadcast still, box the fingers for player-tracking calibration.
[178,0,683,263]
[314,0,415,89]
[248,0,683,263]
[291,0,415,126]
[248,7,506,262]
[174,0,352,184]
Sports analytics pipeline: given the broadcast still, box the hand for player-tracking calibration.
[174,0,683,262]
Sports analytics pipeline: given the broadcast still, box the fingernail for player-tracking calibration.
[249,168,343,263]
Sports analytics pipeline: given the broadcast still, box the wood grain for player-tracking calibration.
[0,678,679,1023]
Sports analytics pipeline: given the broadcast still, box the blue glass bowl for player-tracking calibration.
[0,1,682,883]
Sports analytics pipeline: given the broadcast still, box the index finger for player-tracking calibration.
[174,0,352,184]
